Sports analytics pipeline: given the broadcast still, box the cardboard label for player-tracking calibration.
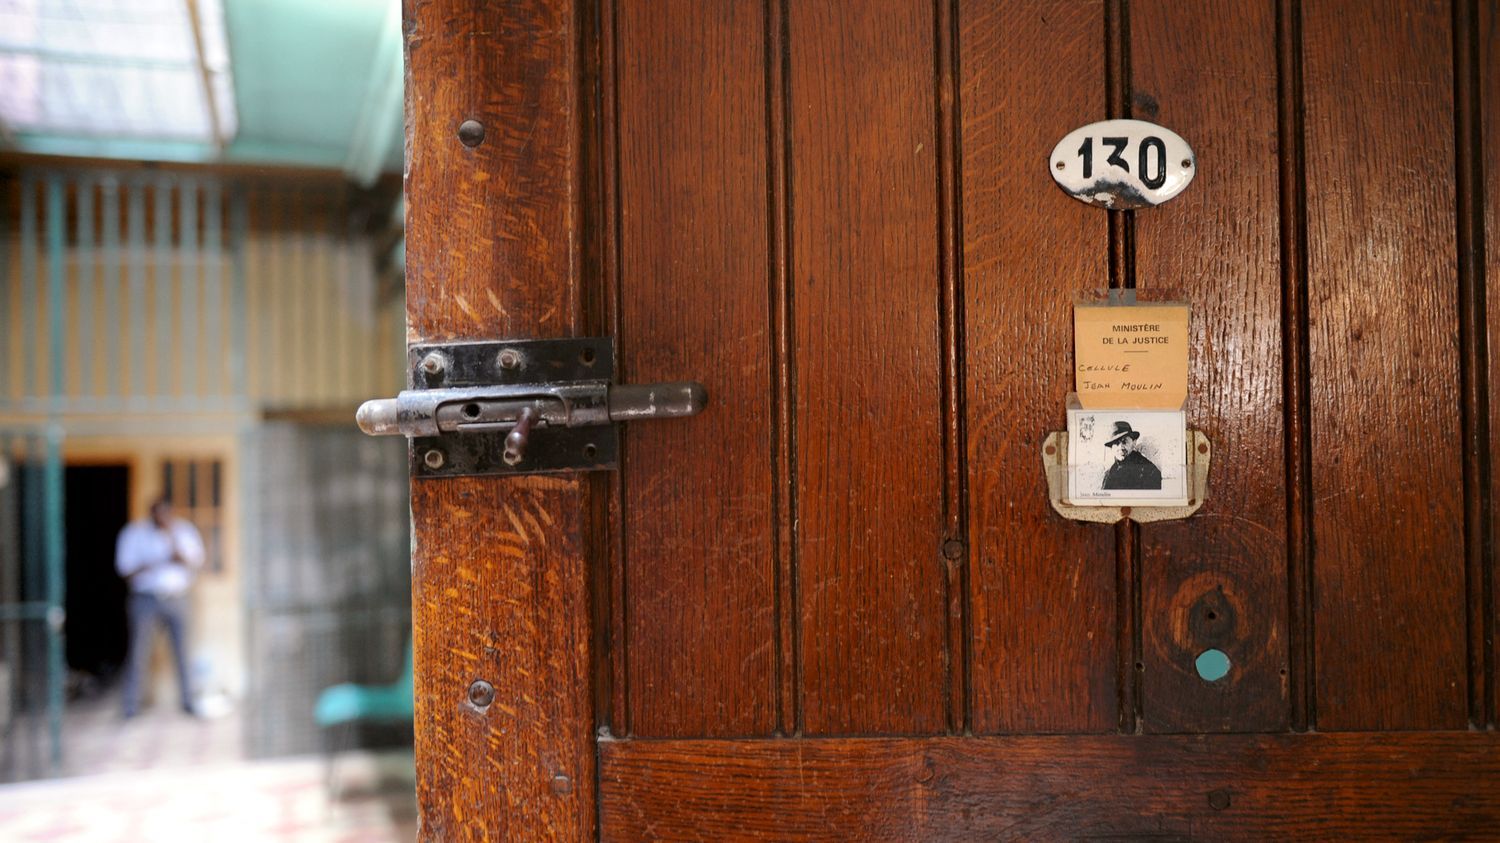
[1074,302,1189,410]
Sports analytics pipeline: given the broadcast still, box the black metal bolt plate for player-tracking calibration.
[406,337,618,479]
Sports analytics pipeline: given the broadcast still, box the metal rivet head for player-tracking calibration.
[497,348,522,371]
[468,679,495,708]
[941,539,964,561]
[420,351,448,377]
[457,119,485,147]
[1208,789,1231,811]
[551,774,573,795]
[423,449,446,470]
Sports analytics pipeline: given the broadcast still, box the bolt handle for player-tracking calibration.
[503,406,538,465]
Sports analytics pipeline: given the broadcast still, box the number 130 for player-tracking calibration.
[1076,136,1167,189]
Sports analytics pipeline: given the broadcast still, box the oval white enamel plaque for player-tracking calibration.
[1049,119,1195,209]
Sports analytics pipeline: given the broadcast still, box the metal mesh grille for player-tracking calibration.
[242,422,409,758]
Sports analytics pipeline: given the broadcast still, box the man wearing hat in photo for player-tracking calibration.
[1101,421,1162,490]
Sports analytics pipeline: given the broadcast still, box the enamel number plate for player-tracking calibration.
[1050,119,1195,210]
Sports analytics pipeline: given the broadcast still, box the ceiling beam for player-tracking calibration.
[184,0,225,152]
[342,0,404,186]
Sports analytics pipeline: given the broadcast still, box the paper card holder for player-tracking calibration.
[1041,429,1211,524]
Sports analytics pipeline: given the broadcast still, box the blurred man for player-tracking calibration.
[116,497,204,718]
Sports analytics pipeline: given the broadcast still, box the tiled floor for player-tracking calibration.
[0,694,416,841]
[0,752,418,842]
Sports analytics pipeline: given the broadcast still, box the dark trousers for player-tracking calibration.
[122,592,193,716]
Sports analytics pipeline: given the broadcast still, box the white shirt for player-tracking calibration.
[115,517,205,596]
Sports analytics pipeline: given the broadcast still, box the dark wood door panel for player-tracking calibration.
[789,0,949,735]
[1131,0,1290,732]
[959,0,1117,734]
[1302,0,1467,730]
[600,733,1500,841]
[615,0,778,738]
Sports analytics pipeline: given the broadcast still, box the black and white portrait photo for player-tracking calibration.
[1100,421,1161,490]
[1067,407,1188,506]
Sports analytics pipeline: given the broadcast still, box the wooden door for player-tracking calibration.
[401,0,1500,838]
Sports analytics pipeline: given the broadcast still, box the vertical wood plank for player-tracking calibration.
[1,177,11,402]
[77,177,95,398]
[404,0,595,837]
[1454,0,1493,728]
[230,189,248,400]
[20,173,37,400]
[1304,0,1467,730]
[102,179,121,400]
[934,0,970,734]
[614,0,776,737]
[44,175,64,405]
[960,0,1116,733]
[1479,0,1498,728]
[154,177,172,397]
[127,181,146,398]
[202,183,223,398]
[767,0,798,736]
[179,180,199,400]
[789,0,947,734]
[1131,0,1290,732]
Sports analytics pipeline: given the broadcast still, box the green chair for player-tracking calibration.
[314,639,414,800]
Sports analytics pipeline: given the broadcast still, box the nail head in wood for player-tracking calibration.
[457,119,485,147]
[468,679,495,708]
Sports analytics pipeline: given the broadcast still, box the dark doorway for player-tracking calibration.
[63,465,129,680]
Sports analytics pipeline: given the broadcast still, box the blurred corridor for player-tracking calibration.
[0,0,415,837]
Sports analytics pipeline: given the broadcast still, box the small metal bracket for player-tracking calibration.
[1042,429,1211,524]
[356,337,705,479]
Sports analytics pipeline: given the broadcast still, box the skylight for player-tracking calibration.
[0,0,238,146]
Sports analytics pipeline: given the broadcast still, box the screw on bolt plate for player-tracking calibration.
[423,449,445,470]
[468,679,495,708]
[1207,790,1231,811]
[419,351,448,377]
[497,348,523,371]
[551,774,573,795]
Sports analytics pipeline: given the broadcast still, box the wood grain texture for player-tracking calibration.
[405,0,595,837]
[959,0,1116,733]
[789,0,947,734]
[615,0,776,737]
[599,733,1500,841]
[1481,0,1499,728]
[1302,0,1467,730]
[1131,0,1289,732]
